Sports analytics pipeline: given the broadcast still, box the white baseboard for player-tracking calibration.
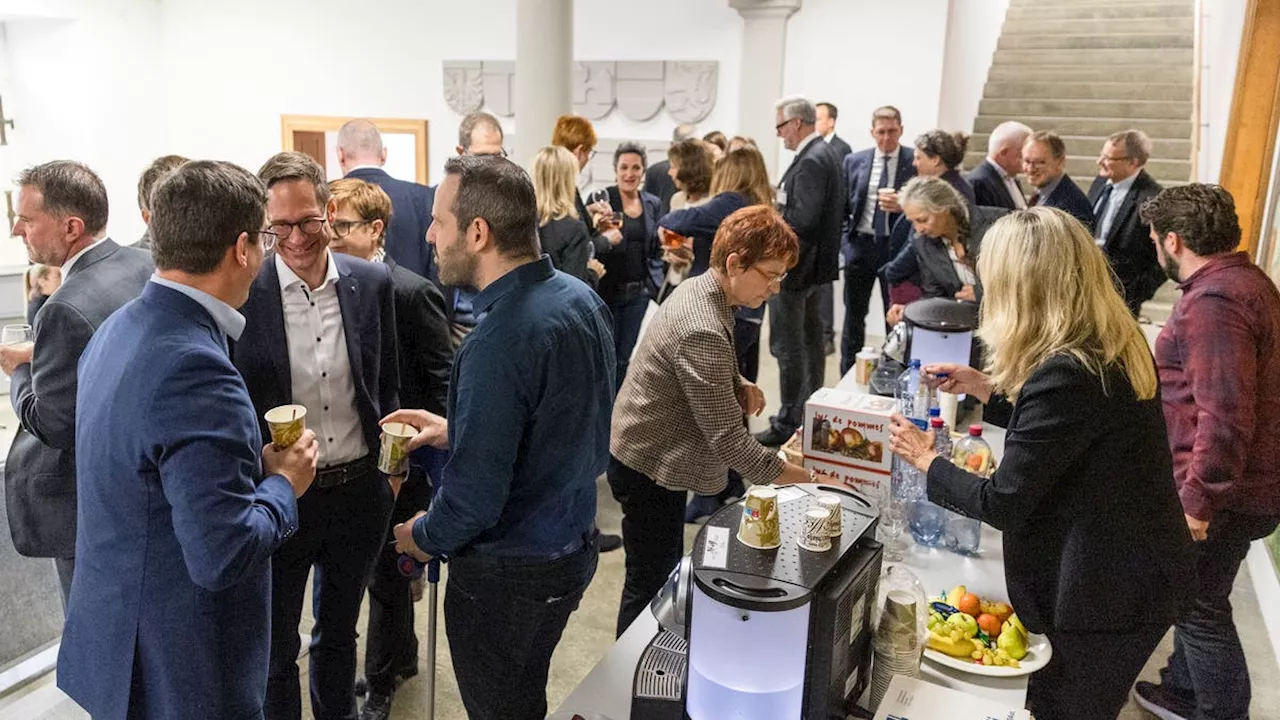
[1246,540,1280,668]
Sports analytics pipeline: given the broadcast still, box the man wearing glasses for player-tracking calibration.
[232,151,400,720]
[337,118,437,282]
[1022,130,1094,230]
[1088,129,1165,316]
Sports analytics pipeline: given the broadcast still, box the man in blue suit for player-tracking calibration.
[840,105,916,374]
[235,152,400,720]
[337,119,436,282]
[60,160,319,719]
[1023,130,1094,231]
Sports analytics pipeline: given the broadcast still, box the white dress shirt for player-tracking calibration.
[857,147,901,235]
[60,237,110,278]
[275,253,365,467]
[1094,173,1137,244]
[986,158,1027,209]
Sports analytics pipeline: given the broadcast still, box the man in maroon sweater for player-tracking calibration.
[1133,183,1280,720]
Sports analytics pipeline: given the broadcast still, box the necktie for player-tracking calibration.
[1028,192,1040,207]
[872,154,891,237]
[1092,183,1113,239]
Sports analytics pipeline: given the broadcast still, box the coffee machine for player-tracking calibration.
[634,484,883,719]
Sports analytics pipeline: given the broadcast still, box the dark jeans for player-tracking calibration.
[1159,510,1280,719]
[818,282,834,345]
[841,262,889,375]
[767,285,824,433]
[1027,623,1169,720]
[363,466,432,695]
[445,536,598,720]
[266,467,394,720]
[608,457,688,638]
[733,313,763,384]
[610,292,650,388]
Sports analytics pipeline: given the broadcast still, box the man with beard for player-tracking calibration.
[383,155,614,720]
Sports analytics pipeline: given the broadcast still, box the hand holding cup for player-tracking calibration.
[264,428,319,498]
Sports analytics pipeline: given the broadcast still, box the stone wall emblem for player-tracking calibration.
[482,61,515,118]
[615,61,665,122]
[664,61,718,124]
[443,61,483,115]
[573,61,616,120]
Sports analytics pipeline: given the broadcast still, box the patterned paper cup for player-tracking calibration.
[798,508,833,552]
[738,486,781,549]
[378,422,417,475]
[265,405,307,447]
[818,494,843,537]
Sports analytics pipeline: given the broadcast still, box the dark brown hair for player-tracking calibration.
[667,139,713,196]
[914,130,969,170]
[1140,184,1242,257]
[1026,130,1066,160]
[137,155,189,212]
[258,151,330,207]
[151,160,267,274]
[16,160,109,235]
[702,131,728,151]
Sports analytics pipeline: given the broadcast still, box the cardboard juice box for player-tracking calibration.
[803,388,896,504]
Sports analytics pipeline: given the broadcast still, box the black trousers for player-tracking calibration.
[445,537,598,720]
[841,262,889,376]
[362,466,432,695]
[767,285,824,433]
[265,466,394,720]
[818,281,835,345]
[608,457,688,638]
[1026,623,1168,720]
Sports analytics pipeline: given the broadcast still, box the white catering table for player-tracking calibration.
[556,375,1027,717]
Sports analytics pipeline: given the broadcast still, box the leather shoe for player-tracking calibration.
[359,691,393,720]
[599,532,623,552]
[754,426,794,448]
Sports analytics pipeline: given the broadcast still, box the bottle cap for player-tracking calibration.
[968,424,983,436]
[928,407,940,417]
[930,417,944,428]
[908,359,921,368]
[861,346,873,353]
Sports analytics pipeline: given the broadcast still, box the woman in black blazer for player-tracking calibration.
[532,145,593,282]
[912,128,976,207]
[888,207,1192,720]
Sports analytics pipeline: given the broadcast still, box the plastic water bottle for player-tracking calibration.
[895,360,932,429]
[942,425,992,555]
[930,415,952,457]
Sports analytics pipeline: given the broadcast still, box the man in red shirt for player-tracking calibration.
[1134,183,1280,720]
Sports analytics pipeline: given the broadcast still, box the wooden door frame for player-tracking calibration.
[279,115,431,185]
[1219,0,1280,257]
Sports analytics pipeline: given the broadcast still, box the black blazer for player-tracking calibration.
[346,167,435,281]
[941,168,977,208]
[966,159,1020,211]
[842,145,916,268]
[1036,174,1095,231]
[926,355,1193,635]
[907,205,1007,303]
[598,186,662,305]
[538,215,592,282]
[1089,170,1165,313]
[387,257,452,416]
[827,134,853,159]
[232,253,400,458]
[645,160,678,218]
[780,137,846,290]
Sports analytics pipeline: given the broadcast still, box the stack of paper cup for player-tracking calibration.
[869,590,924,711]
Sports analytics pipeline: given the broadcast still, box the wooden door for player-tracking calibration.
[292,130,327,174]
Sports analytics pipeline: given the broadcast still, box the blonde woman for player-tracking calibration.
[532,145,593,282]
[888,207,1192,720]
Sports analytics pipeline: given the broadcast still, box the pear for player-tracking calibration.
[1008,613,1027,636]
[997,618,1029,660]
[945,584,967,608]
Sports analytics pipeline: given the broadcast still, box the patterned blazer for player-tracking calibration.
[610,271,784,494]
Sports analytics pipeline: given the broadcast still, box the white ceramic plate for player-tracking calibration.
[923,632,1052,677]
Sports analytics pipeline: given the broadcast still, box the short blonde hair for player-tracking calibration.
[977,207,1157,401]
[329,178,393,244]
[533,146,580,226]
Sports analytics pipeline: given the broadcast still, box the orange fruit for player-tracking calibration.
[977,613,1002,638]
[957,593,981,617]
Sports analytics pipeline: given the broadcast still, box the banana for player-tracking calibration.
[928,631,981,658]
[945,584,967,608]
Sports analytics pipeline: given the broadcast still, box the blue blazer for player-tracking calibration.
[1037,174,1095,232]
[60,282,299,719]
[843,145,916,268]
[232,253,400,458]
[659,191,751,277]
[346,167,436,281]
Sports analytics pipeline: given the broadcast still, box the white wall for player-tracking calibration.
[781,0,950,169]
[937,0,1009,134]
[1199,0,1248,183]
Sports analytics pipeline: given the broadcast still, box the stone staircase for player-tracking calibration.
[966,0,1197,321]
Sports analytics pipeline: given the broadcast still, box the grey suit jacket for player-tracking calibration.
[5,239,153,557]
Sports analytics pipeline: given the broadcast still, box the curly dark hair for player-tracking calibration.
[1139,184,1241,256]
[914,130,969,171]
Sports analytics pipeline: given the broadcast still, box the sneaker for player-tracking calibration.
[1132,681,1195,720]
[359,691,394,720]
[754,426,794,448]
[599,533,623,553]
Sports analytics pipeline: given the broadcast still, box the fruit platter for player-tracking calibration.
[923,585,1052,678]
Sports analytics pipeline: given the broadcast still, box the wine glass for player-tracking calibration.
[2,324,33,348]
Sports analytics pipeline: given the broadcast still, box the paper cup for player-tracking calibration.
[797,508,833,552]
[938,391,959,431]
[738,486,781,549]
[265,405,307,447]
[378,422,417,475]
[818,495,843,537]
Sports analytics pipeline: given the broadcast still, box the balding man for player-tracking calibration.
[338,119,436,281]
[1088,129,1165,316]
[967,120,1031,210]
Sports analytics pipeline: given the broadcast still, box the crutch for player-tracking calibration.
[397,551,444,720]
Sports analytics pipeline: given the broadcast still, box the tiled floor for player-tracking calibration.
[4,288,1279,719]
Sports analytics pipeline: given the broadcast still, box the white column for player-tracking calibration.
[514,0,573,171]
[730,0,801,179]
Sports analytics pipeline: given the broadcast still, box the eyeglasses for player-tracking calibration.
[332,219,373,238]
[266,217,326,240]
[1099,154,1131,163]
[749,265,788,286]
[249,229,278,251]
[775,118,796,131]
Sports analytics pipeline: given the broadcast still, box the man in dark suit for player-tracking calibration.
[966,120,1031,210]
[1024,130,1094,230]
[234,152,400,720]
[1088,130,1165,316]
[840,105,917,375]
[645,123,696,217]
[133,154,188,251]
[756,97,846,447]
[59,160,319,719]
[337,118,436,281]
[2,161,153,606]
[816,102,853,159]
[815,102,851,357]
[327,177,453,720]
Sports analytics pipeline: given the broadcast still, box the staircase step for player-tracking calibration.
[994,47,1193,65]
[998,32,1192,50]
[1002,16,1193,35]
[963,151,1190,183]
[984,81,1192,102]
[974,115,1192,138]
[979,98,1191,120]
[968,133,1192,159]
[1007,4,1193,21]
[988,64,1191,83]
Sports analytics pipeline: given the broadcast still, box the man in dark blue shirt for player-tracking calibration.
[383,154,614,720]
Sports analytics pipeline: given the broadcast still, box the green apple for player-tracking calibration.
[946,611,978,638]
